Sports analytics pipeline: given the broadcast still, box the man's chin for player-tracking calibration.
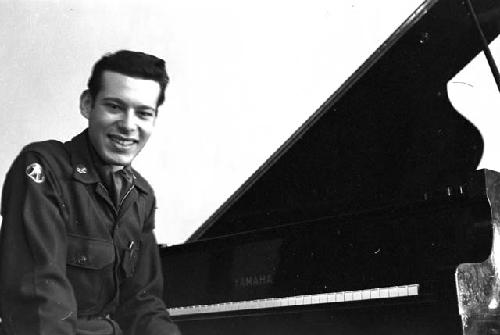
[103,153,134,167]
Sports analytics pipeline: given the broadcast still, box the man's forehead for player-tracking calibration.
[98,70,160,105]
[100,70,159,89]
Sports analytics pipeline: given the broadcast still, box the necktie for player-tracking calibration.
[112,168,133,208]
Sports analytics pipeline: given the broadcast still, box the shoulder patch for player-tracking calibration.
[26,162,46,184]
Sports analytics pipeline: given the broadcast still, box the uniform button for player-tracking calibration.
[77,255,88,265]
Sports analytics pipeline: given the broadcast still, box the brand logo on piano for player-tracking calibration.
[234,274,273,288]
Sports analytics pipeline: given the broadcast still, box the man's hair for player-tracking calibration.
[87,50,169,108]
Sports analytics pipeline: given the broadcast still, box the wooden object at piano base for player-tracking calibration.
[456,170,500,335]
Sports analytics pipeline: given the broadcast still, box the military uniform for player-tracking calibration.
[0,130,179,335]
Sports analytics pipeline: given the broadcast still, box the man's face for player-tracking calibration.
[81,70,160,168]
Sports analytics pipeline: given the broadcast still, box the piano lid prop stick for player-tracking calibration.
[464,0,500,93]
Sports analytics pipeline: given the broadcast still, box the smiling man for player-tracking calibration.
[0,51,180,335]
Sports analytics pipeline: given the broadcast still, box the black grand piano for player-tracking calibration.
[160,0,500,334]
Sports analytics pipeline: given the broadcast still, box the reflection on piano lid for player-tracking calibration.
[161,0,500,334]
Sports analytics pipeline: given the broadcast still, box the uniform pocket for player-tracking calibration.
[67,235,115,269]
[66,234,115,314]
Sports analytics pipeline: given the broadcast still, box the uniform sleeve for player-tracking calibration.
[0,151,77,334]
[114,202,181,335]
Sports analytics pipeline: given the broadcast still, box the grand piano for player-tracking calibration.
[160,0,500,334]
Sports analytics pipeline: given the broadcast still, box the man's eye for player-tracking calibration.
[105,103,121,110]
[138,110,155,119]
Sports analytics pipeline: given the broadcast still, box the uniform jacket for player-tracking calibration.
[0,130,179,335]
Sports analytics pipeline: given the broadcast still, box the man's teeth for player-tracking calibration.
[111,137,134,146]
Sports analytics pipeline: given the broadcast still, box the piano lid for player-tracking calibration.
[189,0,500,242]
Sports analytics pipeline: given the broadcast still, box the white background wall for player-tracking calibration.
[1,0,499,245]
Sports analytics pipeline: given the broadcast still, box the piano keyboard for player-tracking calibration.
[168,284,419,316]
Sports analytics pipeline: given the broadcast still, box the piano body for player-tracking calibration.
[160,0,500,334]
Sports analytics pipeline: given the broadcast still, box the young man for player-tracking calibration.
[0,50,180,335]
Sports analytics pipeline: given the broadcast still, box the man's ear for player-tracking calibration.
[80,90,92,119]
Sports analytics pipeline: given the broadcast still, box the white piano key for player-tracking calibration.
[251,300,260,309]
[240,301,251,310]
[270,299,282,308]
[370,288,380,299]
[408,284,419,296]
[398,286,409,297]
[389,286,399,298]
[362,289,372,300]
[281,297,291,307]
[318,293,329,304]
[327,292,336,303]
[294,295,305,305]
[335,292,345,302]
[344,291,353,302]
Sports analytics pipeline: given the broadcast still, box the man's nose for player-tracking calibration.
[118,109,136,132]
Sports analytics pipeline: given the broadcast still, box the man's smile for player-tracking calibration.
[108,134,138,149]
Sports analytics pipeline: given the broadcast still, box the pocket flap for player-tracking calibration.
[67,234,115,270]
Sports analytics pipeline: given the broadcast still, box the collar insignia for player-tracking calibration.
[76,164,88,174]
[26,163,46,184]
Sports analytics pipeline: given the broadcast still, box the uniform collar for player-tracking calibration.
[66,130,100,185]
[65,129,150,194]
[129,168,152,195]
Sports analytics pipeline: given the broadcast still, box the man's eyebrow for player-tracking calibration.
[135,105,156,111]
[102,97,125,104]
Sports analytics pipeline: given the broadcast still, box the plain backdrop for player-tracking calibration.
[1,0,499,245]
